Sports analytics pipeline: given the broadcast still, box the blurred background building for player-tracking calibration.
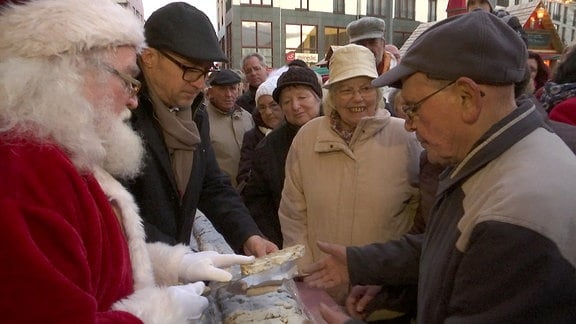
[215,0,451,68]
[128,0,575,70]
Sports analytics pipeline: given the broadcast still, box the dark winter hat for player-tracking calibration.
[208,69,241,86]
[144,2,228,63]
[272,66,323,103]
[372,10,527,88]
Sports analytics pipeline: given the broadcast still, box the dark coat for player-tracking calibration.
[236,86,257,113]
[236,127,265,187]
[548,119,576,154]
[240,122,299,247]
[527,93,576,154]
[125,91,262,252]
[347,103,576,323]
[237,108,270,187]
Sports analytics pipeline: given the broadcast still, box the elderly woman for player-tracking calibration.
[279,44,421,269]
[236,78,285,187]
[241,65,323,247]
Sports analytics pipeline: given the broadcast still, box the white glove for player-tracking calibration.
[112,282,208,324]
[167,282,209,321]
[179,251,255,282]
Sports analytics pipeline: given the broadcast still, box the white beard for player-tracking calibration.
[94,102,144,180]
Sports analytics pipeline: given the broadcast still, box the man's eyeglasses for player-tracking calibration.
[102,64,141,97]
[400,80,456,122]
[157,49,210,82]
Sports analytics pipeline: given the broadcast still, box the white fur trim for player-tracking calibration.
[111,287,191,324]
[147,243,190,286]
[0,0,145,60]
[93,167,155,290]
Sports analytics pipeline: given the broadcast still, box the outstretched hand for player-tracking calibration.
[346,285,383,319]
[302,241,349,289]
[243,235,278,257]
[179,251,255,282]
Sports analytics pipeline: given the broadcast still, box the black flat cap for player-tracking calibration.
[144,2,228,63]
[208,69,241,86]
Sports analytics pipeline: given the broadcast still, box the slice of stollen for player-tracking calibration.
[240,244,305,276]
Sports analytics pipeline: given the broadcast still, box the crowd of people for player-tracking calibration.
[1,0,575,323]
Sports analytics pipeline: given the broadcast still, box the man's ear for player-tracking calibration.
[455,77,483,124]
[139,48,156,68]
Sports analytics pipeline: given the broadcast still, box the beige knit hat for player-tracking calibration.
[323,44,378,88]
[0,0,145,60]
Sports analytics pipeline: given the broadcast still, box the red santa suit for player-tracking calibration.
[0,136,195,323]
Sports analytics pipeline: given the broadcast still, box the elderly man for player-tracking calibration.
[303,10,576,323]
[236,52,269,112]
[0,0,254,322]
[205,69,254,187]
[346,16,397,76]
[347,16,399,114]
[126,2,277,256]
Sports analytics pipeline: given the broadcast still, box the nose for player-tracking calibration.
[352,89,365,101]
[290,100,302,111]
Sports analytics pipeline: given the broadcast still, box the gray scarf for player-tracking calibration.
[150,90,201,197]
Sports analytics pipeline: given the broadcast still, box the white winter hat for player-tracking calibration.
[255,66,288,104]
[0,0,145,60]
[255,80,277,104]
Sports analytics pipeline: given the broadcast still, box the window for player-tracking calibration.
[428,0,437,22]
[285,24,317,58]
[334,0,344,14]
[324,26,348,53]
[297,0,309,10]
[396,0,415,20]
[240,0,272,5]
[367,0,387,17]
[550,2,561,21]
[393,30,412,47]
[241,21,273,66]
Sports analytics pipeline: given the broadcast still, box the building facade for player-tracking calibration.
[216,0,449,69]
